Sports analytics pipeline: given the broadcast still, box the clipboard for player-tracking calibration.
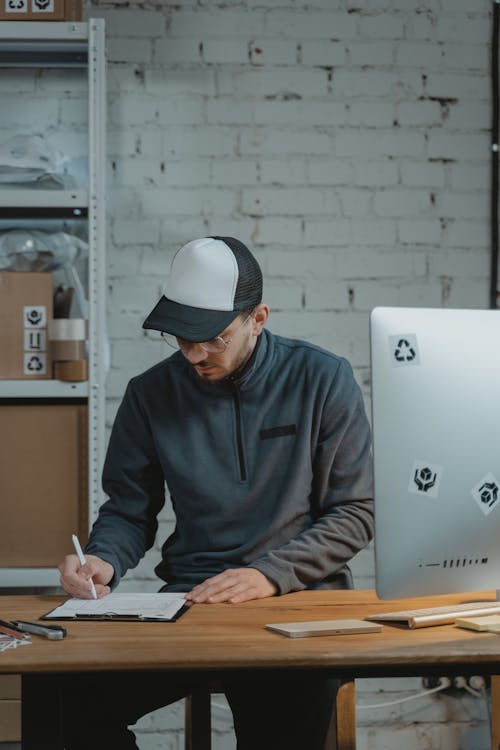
[41,592,189,622]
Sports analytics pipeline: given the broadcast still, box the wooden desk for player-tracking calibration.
[1,590,499,750]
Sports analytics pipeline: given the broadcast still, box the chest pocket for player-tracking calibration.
[260,424,297,440]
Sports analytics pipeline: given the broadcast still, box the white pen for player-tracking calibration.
[72,534,98,600]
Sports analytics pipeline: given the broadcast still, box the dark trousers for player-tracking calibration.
[60,671,338,749]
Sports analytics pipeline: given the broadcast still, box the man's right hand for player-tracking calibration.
[58,554,114,599]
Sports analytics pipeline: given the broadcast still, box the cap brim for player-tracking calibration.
[142,297,240,341]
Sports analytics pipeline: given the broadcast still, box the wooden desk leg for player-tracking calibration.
[185,689,212,750]
[324,678,356,750]
[491,676,500,750]
[22,674,63,750]
[325,678,355,750]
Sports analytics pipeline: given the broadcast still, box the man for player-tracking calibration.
[59,236,374,749]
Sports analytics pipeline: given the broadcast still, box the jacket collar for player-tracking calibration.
[185,328,272,394]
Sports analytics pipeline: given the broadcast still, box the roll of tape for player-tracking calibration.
[48,318,87,341]
[54,360,88,382]
[51,340,86,361]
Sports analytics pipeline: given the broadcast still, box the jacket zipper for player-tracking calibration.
[231,380,247,481]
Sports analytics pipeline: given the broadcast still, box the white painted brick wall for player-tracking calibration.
[1,0,484,746]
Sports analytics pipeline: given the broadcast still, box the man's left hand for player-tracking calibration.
[185,568,278,604]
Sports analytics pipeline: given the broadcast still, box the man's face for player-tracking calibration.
[178,312,256,382]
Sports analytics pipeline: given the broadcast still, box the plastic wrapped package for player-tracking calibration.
[0,229,110,377]
[0,230,88,319]
[0,135,64,186]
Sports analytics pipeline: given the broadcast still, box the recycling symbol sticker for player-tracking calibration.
[389,333,420,367]
[408,460,442,499]
[24,352,46,375]
[471,472,500,516]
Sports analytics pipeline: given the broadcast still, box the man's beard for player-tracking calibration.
[192,360,223,383]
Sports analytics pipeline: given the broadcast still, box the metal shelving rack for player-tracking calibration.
[0,20,106,587]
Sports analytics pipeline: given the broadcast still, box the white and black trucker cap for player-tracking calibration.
[142,236,262,341]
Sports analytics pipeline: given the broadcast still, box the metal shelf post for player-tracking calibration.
[0,20,106,586]
[88,18,106,524]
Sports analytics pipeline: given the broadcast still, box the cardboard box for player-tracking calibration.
[0,0,82,21]
[0,271,53,380]
[0,402,88,566]
[0,677,21,742]
[0,699,21,742]
[0,676,20,700]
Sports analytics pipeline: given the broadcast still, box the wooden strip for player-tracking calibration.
[336,679,356,750]
[492,675,500,750]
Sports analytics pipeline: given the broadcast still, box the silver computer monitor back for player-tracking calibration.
[370,306,500,600]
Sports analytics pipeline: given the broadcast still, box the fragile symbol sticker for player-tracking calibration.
[32,0,54,12]
[389,334,420,367]
[408,460,443,499]
[471,473,500,516]
[24,306,46,328]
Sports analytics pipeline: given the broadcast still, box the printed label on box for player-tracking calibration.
[24,353,47,375]
[24,306,46,329]
[32,0,54,11]
[5,0,28,12]
[24,329,46,352]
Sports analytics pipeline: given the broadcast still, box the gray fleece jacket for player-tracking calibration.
[86,328,374,593]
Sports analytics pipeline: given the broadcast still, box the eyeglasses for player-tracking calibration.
[161,311,254,354]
